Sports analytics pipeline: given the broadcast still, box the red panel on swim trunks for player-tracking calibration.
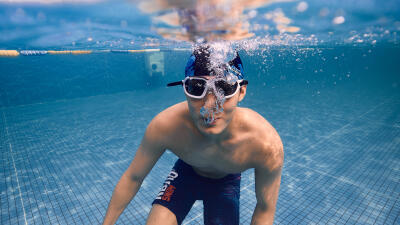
[162,185,176,202]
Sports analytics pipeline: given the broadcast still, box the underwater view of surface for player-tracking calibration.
[0,0,399,224]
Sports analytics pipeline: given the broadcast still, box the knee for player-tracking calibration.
[146,204,178,225]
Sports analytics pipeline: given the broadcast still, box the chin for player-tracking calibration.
[197,120,227,135]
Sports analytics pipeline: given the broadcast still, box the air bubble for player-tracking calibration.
[333,16,345,25]
[296,2,308,12]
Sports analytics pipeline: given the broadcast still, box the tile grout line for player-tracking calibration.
[182,212,202,225]
[290,100,389,161]
[240,180,254,192]
[290,161,398,201]
[2,110,28,225]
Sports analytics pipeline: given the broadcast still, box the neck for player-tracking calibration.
[202,127,233,144]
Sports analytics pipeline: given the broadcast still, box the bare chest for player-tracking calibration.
[170,142,252,178]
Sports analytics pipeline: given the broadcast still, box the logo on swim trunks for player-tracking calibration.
[162,185,176,202]
[156,170,178,201]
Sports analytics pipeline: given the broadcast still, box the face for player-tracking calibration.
[185,76,247,136]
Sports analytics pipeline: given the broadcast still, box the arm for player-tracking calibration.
[102,118,166,225]
[250,144,284,225]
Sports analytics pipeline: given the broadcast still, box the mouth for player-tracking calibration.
[209,118,219,124]
[201,116,220,126]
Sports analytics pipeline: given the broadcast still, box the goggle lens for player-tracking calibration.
[184,79,207,96]
[215,80,238,96]
[184,78,238,98]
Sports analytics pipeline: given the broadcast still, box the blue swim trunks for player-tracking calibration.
[152,159,241,225]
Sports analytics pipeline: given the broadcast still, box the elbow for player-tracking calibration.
[256,202,271,212]
[124,172,145,184]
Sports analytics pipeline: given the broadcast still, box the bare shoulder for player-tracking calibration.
[145,101,188,143]
[237,108,284,171]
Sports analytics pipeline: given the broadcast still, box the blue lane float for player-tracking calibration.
[20,50,48,56]
[111,50,130,53]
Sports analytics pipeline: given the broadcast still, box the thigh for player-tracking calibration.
[203,178,241,225]
[150,159,197,224]
[146,204,178,225]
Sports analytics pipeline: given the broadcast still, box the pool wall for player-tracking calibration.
[1,45,399,108]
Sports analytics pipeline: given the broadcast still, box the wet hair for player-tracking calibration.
[192,45,213,76]
[185,45,244,79]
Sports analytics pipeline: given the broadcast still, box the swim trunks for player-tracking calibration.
[152,159,241,225]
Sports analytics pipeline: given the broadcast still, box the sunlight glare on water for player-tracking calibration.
[0,0,398,51]
[131,0,399,66]
[136,0,296,42]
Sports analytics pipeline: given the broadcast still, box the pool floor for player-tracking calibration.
[1,84,399,224]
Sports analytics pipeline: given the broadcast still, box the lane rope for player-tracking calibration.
[0,48,191,57]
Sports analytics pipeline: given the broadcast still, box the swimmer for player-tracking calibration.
[102,45,283,225]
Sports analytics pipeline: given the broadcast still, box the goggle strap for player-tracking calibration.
[167,81,183,87]
[239,80,248,85]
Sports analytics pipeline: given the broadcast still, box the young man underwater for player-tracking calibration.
[103,46,284,225]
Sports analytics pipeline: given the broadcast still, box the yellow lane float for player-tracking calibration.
[48,50,72,54]
[71,50,92,54]
[47,50,92,55]
[0,50,19,57]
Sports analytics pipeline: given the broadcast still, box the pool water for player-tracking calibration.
[1,0,400,224]
[1,45,399,224]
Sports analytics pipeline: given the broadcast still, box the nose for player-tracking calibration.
[203,91,217,109]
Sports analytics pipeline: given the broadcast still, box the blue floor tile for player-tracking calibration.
[1,87,399,224]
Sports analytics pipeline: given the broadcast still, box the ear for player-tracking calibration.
[238,85,247,102]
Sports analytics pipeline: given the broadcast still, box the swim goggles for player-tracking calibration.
[167,77,248,99]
